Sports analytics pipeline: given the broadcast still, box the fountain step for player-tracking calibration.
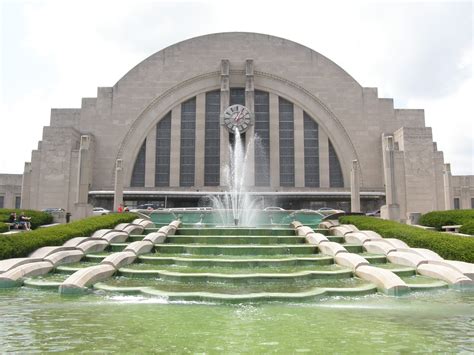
[24,272,70,289]
[359,254,387,263]
[129,234,340,244]
[55,261,102,274]
[374,263,417,277]
[96,276,375,298]
[340,244,364,253]
[138,255,334,267]
[164,235,306,245]
[175,228,297,236]
[152,244,319,256]
[93,284,378,302]
[326,236,344,243]
[117,268,353,282]
[123,263,342,274]
[402,275,449,290]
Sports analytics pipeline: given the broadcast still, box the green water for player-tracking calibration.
[141,253,329,260]
[123,263,344,274]
[101,276,370,293]
[1,288,472,353]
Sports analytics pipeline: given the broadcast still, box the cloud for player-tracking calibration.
[0,0,472,176]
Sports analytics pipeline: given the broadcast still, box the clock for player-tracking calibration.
[222,104,253,133]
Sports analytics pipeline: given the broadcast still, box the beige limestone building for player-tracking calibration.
[4,33,473,219]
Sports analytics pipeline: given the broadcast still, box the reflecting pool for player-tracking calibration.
[1,288,472,353]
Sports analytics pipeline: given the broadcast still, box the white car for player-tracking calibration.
[92,207,110,216]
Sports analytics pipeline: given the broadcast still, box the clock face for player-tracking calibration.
[223,104,253,133]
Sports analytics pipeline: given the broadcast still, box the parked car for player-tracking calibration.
[135,203,161,210]
[41,208,65,214]
[92,207,110,216]
[366,209,381,217]
[264,207,285,211]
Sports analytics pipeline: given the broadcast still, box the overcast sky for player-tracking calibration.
[1,0,472,175]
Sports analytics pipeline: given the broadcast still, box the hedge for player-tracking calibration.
[460,221,474,235]
[419,209,474,232]
[339,215,474,263]
[0,213,137,260]
[0,208,53,230]
[0,223,8,233]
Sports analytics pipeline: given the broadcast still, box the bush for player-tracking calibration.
[0,208,53,229]
[0,223,9,233]
[460,221,474,236]
[419,210,474,231]
[0,213,137,260]
[339,215,474,263]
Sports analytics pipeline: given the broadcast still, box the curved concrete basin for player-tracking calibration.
[318,242,347,256]
[305,233,329,245]
[296,226,314,237]
[76,240,108,254]
[355,265,409,295]
[291,221,303,229]
[387,251,427,268]
[0,261,54,287]
[396,248,444,261]
[334,253,370,271]
[44,250,84,267]
[0,258,43,273]
[122,224,145,235]
[169,220,182,230]
[62,237,92,247]
[382,238,409,249]
[101,251,137,269]
[363,241,397,255]
[100,231,129,244]
[91,229,113,238]
[344,232,373,245]
[158,226,172,235]
[59,264,116,294]
[133,218,155,229]
[417,263,473,288]
[329,224,358,237]
[124,241,154,255]
[142,232,167,244]
[319,220,339,229]
[29,246,76,259]
[426,260,474,280]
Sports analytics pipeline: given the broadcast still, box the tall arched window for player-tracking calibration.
[130,139,146,187]
[329,140,343,187]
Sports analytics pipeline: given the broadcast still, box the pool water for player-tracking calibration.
[1,288,472,353]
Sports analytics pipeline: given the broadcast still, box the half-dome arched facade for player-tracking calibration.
[20,32,468,220]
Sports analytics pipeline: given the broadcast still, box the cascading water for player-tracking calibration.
[208,128,260,226]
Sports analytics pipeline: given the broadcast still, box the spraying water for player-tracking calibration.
[209,128,259,226]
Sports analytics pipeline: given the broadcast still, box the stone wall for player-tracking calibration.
[0,174,22,209]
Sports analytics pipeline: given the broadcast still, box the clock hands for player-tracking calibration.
[234,108,245,123]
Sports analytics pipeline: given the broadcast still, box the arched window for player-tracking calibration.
[329,140,344,187]
[254,90,270,186]
[204,90,220,186]
[155,112,171,186]
[130,139,146,187]
[304,113,319,187]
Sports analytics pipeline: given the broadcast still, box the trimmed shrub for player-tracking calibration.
[339,215,474,263]
[0,223,9,233]
[460,221,474,236]
[0,208,53,230]
[0,213,137,260]
[419,210,474,231]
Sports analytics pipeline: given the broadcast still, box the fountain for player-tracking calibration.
[1,124,473,353]
[208,128,260,226]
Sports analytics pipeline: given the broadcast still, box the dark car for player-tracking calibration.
[136,203,161,210]
[42,208,65,214]
[366,209,381,217]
